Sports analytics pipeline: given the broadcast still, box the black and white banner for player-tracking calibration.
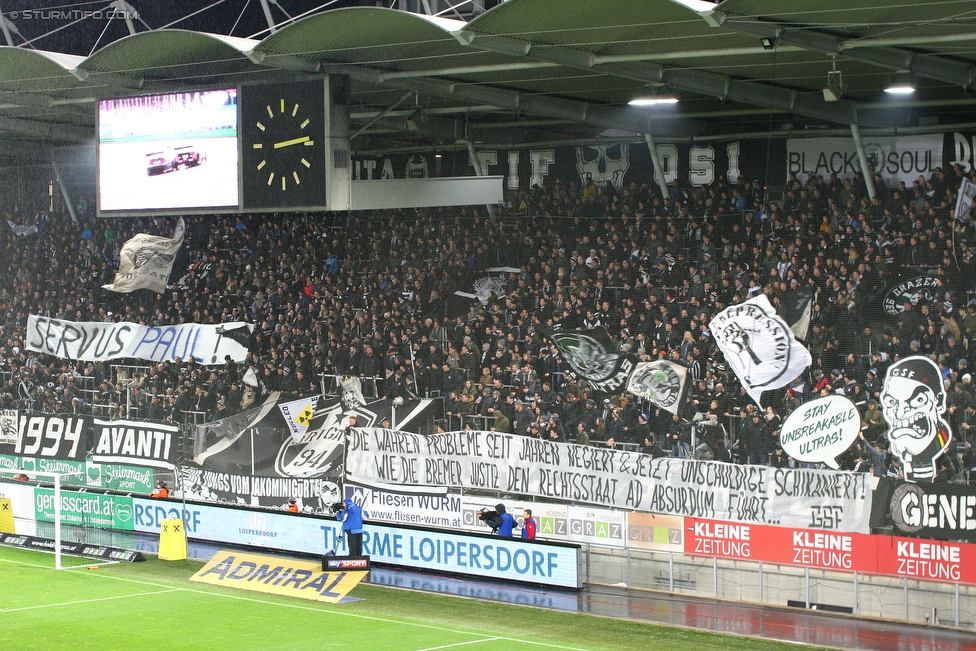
[626,360,688,414]
[345,429,872,532]
[710,295,812,406]
[184,393,435,510]
[873,478,976,543]
[0,410,17,445]
[92,419,179,468]
[955,176,976,223]
[880,275,943,317]
[26,316,252,365]
[0,413,91,461]
[787,134,943,187]
[548,328,635,394]
[777,287,814,341]
[103,217,185,294]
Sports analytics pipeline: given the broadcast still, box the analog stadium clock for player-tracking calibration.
[241,80,326,210]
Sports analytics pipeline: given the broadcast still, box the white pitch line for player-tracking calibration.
[414,637,501,651]
[0,588,183,612]
[0,556,595,651]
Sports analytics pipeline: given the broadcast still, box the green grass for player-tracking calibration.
[0,545,834,651]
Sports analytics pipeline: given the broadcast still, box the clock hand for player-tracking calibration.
[273,136,311,149]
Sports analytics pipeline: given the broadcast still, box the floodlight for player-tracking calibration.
[885,72,916,94]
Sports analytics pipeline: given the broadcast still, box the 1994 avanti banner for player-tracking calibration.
[346,429,873,533]
[26,316,251,364]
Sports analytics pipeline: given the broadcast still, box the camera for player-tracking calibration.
[329,501,345,514]
[477,508,500,533]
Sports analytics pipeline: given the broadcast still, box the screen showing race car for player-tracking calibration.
[98,88,239,213]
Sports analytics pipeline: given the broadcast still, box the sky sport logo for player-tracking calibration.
[6,9,139,21]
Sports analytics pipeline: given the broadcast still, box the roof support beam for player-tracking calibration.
[256,53,699,138]
[715,15,976,90]
[0,116,90,142]
[454,28,868,127]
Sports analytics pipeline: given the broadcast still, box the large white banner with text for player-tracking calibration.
[26,316,251,364]
[345,428,872,533]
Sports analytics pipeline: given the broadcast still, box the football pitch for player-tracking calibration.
[0,545,834,651]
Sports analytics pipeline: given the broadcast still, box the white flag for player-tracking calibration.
[6,219,37,237]
[955,176,976,223]
[709,294,812,406]
[103,217,185,294]
[626,360,688,414]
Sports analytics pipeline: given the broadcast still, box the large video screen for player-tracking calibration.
[98,88,239,213]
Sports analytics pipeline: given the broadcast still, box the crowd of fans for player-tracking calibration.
[2,160,976,479]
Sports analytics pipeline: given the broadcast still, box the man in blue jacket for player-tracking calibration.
[485,503,515,537]
[334,498,369,556]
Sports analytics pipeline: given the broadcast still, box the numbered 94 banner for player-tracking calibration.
[345,428,872,533]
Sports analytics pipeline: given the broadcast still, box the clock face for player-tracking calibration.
[241,80,326,210]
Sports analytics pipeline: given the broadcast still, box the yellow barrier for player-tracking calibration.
[0,498,14,534]
[158,518,187,561]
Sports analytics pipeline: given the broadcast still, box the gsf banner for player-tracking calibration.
[787,134,943,187]
[345,429,872,532]
[26,316,251,365]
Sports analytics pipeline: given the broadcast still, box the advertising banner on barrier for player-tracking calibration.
[346,428,872,532]
[2,454,156,493]
[566,505,627,548]
[0,414,90,462]
[684,517,871,573]
[684,517,976,584]
[92,418,179,468]
[626,513,684,553]
[34,488,135,531]
[26,316,252,365]
[128,497,581,589]
[343,481,465,530]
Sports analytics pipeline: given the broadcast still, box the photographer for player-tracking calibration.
[331,498,369,556]
[479,503,515,537]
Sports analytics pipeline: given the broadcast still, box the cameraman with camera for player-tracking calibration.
[478,503,515,537]
[331,498,369,556]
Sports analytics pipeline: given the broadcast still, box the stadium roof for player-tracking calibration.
[0,0,975,162]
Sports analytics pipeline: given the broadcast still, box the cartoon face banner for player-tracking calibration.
[880,356,953,482]
[709,295,812,406]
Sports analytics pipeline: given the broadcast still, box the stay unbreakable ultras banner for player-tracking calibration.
[345,428,872,533]
[184,393,435,511]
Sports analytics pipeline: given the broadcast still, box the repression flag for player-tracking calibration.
[103,217,185,294]
[710,294,812,406]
